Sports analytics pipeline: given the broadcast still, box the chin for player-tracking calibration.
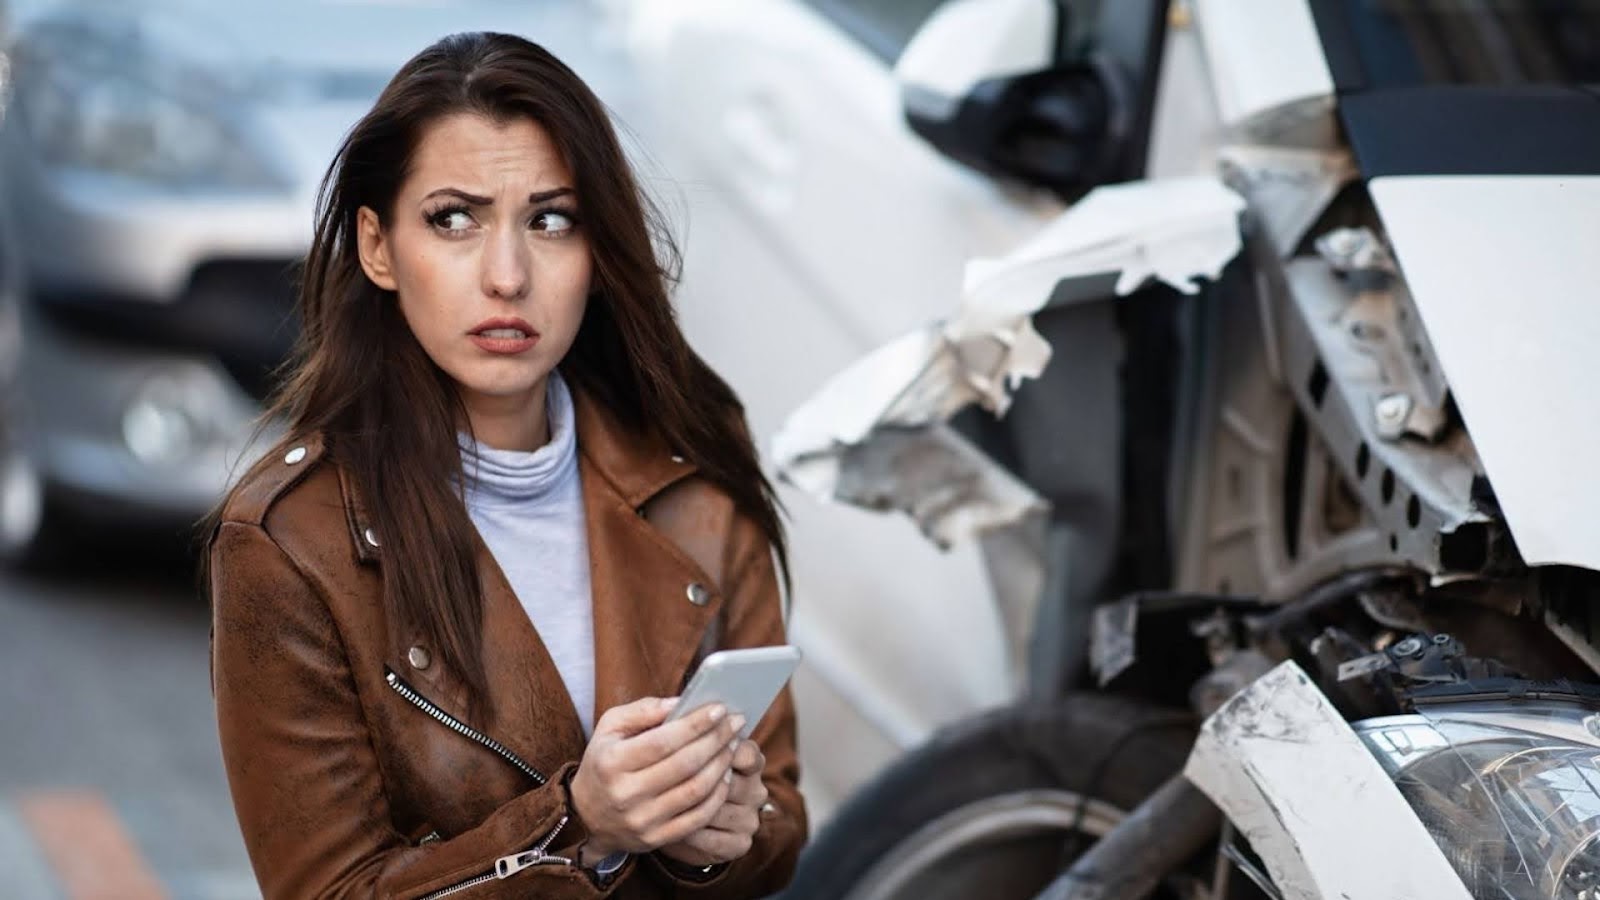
[457,367,551,401]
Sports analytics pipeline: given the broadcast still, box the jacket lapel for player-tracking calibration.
[580,454,723,720]
[571,385,724,719]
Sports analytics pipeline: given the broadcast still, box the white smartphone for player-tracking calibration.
[667,646,802,739]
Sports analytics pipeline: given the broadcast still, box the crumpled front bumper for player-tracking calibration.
[1187,660,1600,900]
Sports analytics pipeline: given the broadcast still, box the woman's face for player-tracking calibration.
[356,112,592,420]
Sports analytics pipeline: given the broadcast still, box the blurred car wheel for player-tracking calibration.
[778,695,1195,900]
[0,444,69,570]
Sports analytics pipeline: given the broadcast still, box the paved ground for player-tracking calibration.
[0,542,258,900]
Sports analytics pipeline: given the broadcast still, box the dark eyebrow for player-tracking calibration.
[423,187,492,205]
[420,187,576,205]
[529,187,576,204]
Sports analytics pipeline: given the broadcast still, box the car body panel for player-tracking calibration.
[1371,174,1600,571]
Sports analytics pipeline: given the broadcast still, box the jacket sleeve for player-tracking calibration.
[640,510,810,898]
[210,520,619,900]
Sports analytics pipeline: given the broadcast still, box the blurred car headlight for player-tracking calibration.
[122,365,239,466]
[1355,696,1600,899]
[8,19,281,190]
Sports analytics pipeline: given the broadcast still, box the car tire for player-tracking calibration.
[778,694,1197,900]
[0,445,69,571]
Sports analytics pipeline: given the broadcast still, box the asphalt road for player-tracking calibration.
[0,543,257,900]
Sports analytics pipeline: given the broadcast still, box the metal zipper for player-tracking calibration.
[384,668,546,785]
[416,816,573,900]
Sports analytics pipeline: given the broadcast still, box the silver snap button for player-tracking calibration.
[408,646,431,670]
[364,527,381,548]
[670,453,685,464]
[686,582,710,607]
[284,446,307,465]
[760,802,778,819]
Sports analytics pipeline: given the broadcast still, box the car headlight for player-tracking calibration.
[1355,696,1600,899]
[8,18,281,189]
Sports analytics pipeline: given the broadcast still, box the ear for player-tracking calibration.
[356,205,399,292]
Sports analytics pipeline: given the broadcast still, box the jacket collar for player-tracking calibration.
[568,382,699,510]
[338,380,698,563]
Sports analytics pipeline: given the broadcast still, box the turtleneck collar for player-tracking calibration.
[459,369,579,508]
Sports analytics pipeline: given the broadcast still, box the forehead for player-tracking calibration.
[404,112,573,192]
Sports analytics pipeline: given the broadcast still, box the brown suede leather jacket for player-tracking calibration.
[208,389,806,899]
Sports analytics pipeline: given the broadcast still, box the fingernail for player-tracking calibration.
[728,738,740,754]
[724,770,734,785]
[661,697,680,711]
[707,704,726,723]
[729,715,747,734]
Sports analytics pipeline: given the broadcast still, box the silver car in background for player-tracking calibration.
[0,0,626,564]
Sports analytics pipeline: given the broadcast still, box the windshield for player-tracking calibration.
[1336,0,1600,86]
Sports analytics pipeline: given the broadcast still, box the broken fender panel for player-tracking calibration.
[772,176,1245,545]
[772,176,1241,689]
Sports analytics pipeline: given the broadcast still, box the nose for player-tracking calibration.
[481,227,530,301]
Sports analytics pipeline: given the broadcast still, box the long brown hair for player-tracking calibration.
[210,32,787,716]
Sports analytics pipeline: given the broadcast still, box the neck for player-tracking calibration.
[460,376,550,452]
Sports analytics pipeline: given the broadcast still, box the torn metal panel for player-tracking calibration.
[773,177,1243,689]
[1219,145,1357,257]
[1089,595,1139,687]
[802,422,1049,690]
[828,423,1047,551]
[955,176,1246,328]
[1185,661,1471,900]
[1279,256,1492,574]
[772,176,1245,546]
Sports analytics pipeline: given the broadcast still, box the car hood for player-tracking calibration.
[1371,173,1600,571]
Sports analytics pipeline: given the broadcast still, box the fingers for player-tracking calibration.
[706,800,761,835]
[726,771,769,808]
[639,739,736,828]
[628,713,744,799]
[673,824,755,864]
[625,703,737,770]
[642,764,733,847]
[730,739,765,776]
[594,696,677,739]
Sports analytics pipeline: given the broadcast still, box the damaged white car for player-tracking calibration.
[773,0,1600,898]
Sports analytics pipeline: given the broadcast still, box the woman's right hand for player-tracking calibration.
[569,696,746,861]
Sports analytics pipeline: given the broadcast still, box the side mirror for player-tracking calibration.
[895,0,1123,197]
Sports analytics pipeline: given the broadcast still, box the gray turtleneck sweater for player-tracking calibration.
[460,370,597,737]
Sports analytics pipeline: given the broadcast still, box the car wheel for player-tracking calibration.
[779,694,1197,900]
[0,446,68,570]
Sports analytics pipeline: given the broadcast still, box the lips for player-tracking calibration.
[468,317,540,354]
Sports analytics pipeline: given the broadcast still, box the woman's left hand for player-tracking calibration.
[657,738,768,867]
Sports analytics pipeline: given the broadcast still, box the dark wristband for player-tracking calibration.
[656,852,726,882]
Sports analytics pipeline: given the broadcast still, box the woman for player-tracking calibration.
[207,31,806,899]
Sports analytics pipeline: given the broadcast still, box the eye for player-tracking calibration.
[532,208,578,236]
[426,206,475,234]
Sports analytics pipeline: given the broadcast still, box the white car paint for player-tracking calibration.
[1370,175,1600,572]
[894,0,1054,106]
[615,0,1065,820]
[1191,0,1333,132]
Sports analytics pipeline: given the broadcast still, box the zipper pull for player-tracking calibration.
[495,816,574,877]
